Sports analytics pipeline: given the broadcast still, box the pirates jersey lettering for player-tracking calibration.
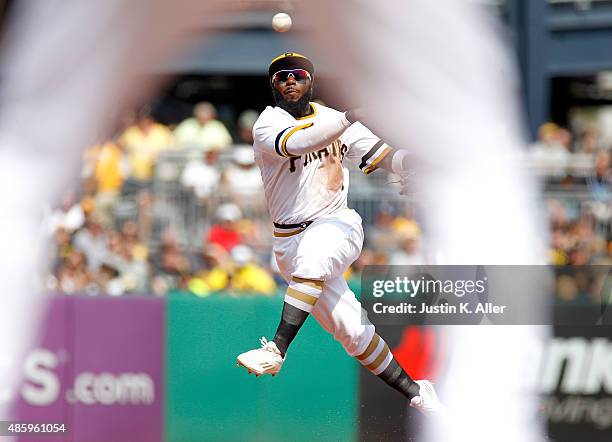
[252,102,391,224]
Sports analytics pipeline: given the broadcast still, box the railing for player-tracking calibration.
[113,149,609,252]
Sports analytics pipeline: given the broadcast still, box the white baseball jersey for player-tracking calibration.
[252,102,391,224]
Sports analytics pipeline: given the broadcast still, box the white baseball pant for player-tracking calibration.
[273,208,392,374]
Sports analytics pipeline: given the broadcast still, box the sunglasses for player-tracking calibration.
[271,69,312,84]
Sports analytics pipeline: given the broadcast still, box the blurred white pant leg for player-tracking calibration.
[303,1,547,441]
[0,0,549,439]
[0,0,220,421]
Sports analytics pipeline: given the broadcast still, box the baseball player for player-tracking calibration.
[236,52,442,414]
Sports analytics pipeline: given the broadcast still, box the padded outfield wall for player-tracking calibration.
[165,295,358,442]
[12,294,358,442]
[12,294,610,441]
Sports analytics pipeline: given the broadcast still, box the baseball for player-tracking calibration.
[272,13,292,33]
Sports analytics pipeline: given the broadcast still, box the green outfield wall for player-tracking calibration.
[165,294,359,442]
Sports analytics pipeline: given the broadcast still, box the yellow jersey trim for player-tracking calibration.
[281,122,314,157]
[295,103,317,120]
[363,146,392,175]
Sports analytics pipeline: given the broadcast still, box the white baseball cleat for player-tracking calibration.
[236,337,285,377]
[409,380,445,415]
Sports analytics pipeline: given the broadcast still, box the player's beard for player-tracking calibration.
[273,86,313,117]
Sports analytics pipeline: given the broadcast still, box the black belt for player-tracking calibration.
[273,220,313,230]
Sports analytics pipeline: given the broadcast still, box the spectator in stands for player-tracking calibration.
[53,228,73,268]
[576,126,600,155]
[181,149,221,200]
[233,214,269,255]
[100,226,149,294]
[547,198,582,265]
[151,227,192,293]
[119,108,175,184]
[46,227,76,291]
[96,263,124,296]
[392,211,421,233]
[389,223,426,265]
[228,245,277,295]
[94,140,128,225]
[150,274,172,297]
[547,200,570,263]
[73,214,109,271]
[589,149,610,190]
[568,244,591,266]
[155,228,192,275]
[43,192,85,235]
[367,203,398,253]
[529,122,571,176]
[587,150,611,224]
[56,250,91,294]
[574,212,596,245]
[120,219,148,259]
[85,230,125,296]
[235,109,259,145]
[557,127,574,152]
[570,126,600,178]
[547,198,569,230]
[207,203,243,252]
[187,243,233,296]
[550,228,570,265]
[174,102,232,151]
[136,189,155,242]
[547,197,610,266]
[222,146,263,201]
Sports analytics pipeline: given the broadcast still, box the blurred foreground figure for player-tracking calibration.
[0,1,546,441]
[0,0,220,423]
[303,1,547,441]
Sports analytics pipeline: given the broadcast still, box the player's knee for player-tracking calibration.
[292,256,332,282]
[334,324,374,357]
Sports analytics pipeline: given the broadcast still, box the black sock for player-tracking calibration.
[377,359,421,400]
[273,302,309,357]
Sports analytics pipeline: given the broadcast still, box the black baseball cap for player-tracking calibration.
[268,52,315,79]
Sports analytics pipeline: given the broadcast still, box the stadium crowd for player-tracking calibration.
[41,102,611,299]
[528,121,611,265]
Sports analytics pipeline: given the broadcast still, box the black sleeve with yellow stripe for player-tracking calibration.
[359,140,393,175]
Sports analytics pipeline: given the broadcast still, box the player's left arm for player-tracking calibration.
[343,122,410,176]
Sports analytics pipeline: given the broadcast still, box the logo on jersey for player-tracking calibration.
[288,140,347,172]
